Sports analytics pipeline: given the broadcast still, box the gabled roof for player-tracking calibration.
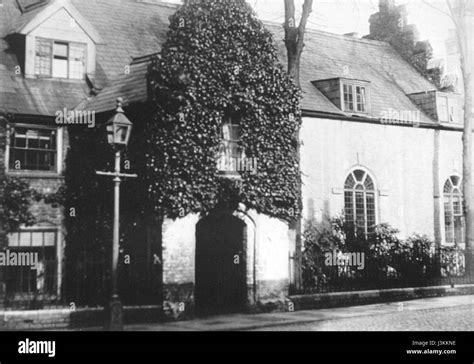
[267,24,437,123]
[71,0,176,87]
[1,0,439,124]
[0,0,177,116]
[79,56,152,113]
[10,0,103,44]
[84,19,439,125]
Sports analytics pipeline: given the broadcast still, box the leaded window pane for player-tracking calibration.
[344,170,377,235]
[35,38,52,76]
[444,176,464,245]
[344,191,354,224]
[343,84,354,111]
[354,169,365,182]
[345,174,356,189]
[9,127,57,172]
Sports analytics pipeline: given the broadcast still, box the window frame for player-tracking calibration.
[437,94,460,124]
[343,83,354,111]
[34,37,87,80]
[340,79,371,114]
[443,176,464,246]
[217,115,243,179]
[5,225,60,296]
[344,169,377,235]
[6,123,62,175]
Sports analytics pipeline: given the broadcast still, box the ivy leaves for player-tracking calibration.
[145,0,302,222]
[0,177,38,233]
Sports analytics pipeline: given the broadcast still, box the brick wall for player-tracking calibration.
[0,119,67,307]
[27,178,64,225]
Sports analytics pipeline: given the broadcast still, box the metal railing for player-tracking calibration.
[302,247,470,294]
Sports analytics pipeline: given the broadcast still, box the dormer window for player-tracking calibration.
[312,78,371,115]
[342,81,369,113]
[343,84,354,111]
[35,38,86,79]
[356,86,367,112]
[437,94,459,124]
[408,91,461,124]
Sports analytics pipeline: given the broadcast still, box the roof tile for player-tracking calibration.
[1,0,439,124]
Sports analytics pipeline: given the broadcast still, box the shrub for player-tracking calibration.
[301,215,446,292]
[389,234,432,279]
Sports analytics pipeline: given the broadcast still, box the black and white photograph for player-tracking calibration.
[0,0,473,359]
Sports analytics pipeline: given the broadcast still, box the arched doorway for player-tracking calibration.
[195,213,247,316]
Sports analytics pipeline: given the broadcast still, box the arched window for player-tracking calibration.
[444,176,464,245]
[344,169,376,234]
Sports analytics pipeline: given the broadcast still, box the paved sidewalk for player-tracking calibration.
[120,295,474,332]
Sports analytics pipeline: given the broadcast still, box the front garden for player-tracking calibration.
[302,217,468,294]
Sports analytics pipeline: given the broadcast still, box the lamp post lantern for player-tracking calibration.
[96,97,137,331]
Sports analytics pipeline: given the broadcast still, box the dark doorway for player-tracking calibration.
[195,213,247,316]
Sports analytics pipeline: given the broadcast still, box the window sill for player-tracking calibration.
[27,75,86,83]
[345,111,371,117]
[6,171,64,179]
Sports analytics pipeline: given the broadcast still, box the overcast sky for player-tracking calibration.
[251,0,454,57]
[167,0,455,57]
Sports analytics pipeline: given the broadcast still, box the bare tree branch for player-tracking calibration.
[421,0,452,18]
[297,0,313,54]
[284,0,313,86]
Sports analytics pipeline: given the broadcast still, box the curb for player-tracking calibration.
[289,284,474,311]
[1,285,473,331]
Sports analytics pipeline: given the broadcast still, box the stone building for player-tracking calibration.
[0,0,471,316]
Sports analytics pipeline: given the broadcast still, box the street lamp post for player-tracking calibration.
[96,98,137,331]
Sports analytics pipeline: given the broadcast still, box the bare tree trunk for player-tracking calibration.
[448,0,473,278]
[461,51,473,279]
[0,115,7,307]
[284,0,313,293]
[284,0,313,87]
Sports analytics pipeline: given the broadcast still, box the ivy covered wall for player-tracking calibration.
[145,0,302,222]
[64,0,302,306]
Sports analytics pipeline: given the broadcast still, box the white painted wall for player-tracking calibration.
[301,116,470,243]
[162,214,199,285]
[253,213,289,282]
[161,209,290,298]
